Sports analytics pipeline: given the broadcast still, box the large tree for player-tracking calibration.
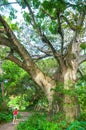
[0,0,86,122]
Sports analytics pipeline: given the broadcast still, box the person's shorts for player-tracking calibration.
[13,115,17,119]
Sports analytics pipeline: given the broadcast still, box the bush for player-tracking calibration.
[17,113,60,130]
[77,112,86,121]
[67,121,86,130]
[17,113,86,130]
[17,113,22,119]
[0,111,13,123]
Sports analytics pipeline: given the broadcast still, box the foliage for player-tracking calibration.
[0,47,10,59]
[76,78,86,112]
[0,109,21,124]
[2,60,24,85]
[0,86,3,111]
[17,112,86,130]
[77,112,86,122]
[80,43,86,50]
[1,60,27,109]
[17,112,22,119]
[36,58,58,76]
[67,121,86,130]
[8,95,28,110]
[17,113,60,130]
[77,86,86,112]
[0,111,12,123]
[2,60,44,110]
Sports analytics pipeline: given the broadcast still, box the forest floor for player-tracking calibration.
[0,112,31,130]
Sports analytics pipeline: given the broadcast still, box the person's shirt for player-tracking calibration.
[13,109,18,115]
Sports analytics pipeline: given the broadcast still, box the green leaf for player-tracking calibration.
[23,12,31,23]
[80,43,86,49]
[32,0,40,8]
[9,8,17,20]
[49,21,57,34]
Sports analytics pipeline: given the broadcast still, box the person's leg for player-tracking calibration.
[13,115,16,124]
[15,115,17,124]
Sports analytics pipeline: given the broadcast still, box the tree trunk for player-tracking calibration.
[29,67,56,109]
[1,82,8,110]
[63,66,79,122]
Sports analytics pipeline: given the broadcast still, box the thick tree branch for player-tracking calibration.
[0,35,12,47]
[0,15,34,65]
[61,8,85,32]
[0,35,23,57]
[77,9,85,28]
[6,53,29,72]
[65,27,83,58]
[57,12,64,55]
[61,15,77,31]
[0,28,6,34]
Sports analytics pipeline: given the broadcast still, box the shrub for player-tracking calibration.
[17,113,61,130]
[77,112,86,121]
[17,113,86,130]
[67,121,86,130]
[0,111,13,123]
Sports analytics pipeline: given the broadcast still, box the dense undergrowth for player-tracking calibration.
[0,110,21,124]
[17,112,86,130]
[0,111,13,123]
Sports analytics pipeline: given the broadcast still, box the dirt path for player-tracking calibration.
[0,112,31,130]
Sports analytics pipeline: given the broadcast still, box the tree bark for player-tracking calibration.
[29,67,56,109]
[1,82,8,110]
[63,63,79,122]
